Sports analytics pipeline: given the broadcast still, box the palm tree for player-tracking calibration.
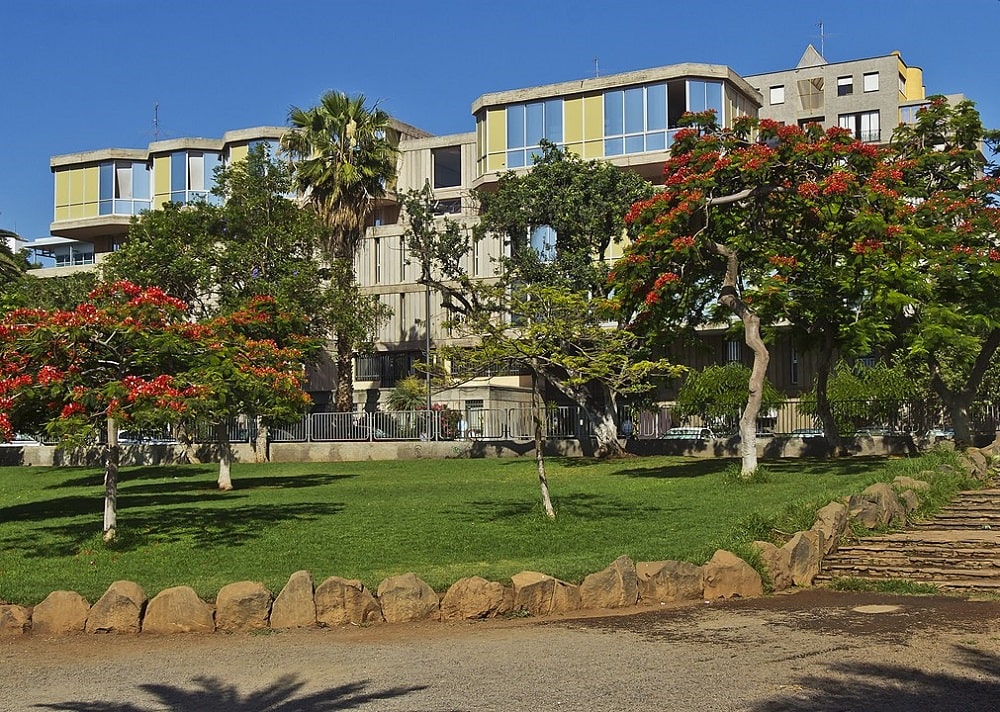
[282,91,399,411]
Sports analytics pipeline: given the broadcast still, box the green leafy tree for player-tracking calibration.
[673,363,784,434]
[282,91,399,411]
[887,98,1000,446]
[613,111,927,472]
[0,281,314,535]
[0,229,29,283]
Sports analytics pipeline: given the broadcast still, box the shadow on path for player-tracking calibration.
[35,674,435,712]
[747,644,1000,712]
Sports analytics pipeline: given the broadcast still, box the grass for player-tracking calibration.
[0,450,968,606]
[829,577,942,595]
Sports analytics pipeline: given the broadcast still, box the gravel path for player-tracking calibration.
[5,589,1000,711]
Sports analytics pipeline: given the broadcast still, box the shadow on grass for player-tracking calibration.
[36,675,429,712]
[457,491,664,521]
[747,645,1000,712]
[4,498,347,558]
[612,457,885,479]
[53,465,216,489]
[12,473,357,523]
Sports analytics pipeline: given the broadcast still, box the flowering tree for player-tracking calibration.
[612,111,916,471]
[0,281,315,536]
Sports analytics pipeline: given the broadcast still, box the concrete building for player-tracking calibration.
[30,48,959,415]
[744,45,932,142]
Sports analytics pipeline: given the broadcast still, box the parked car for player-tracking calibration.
[117,430,177,445]
[854,425,900,437]
[790,428,826,439]
[925,427,955,440]
[0,433,43,447]
[661,427,716,440]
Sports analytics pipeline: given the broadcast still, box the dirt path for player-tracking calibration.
[5,589,1000,711]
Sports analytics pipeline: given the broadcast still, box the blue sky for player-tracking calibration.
[1,0,997,244]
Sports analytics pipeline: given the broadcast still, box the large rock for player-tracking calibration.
[702,550,763,599]
[270,570,316,629]
[315,576,383,626]
[811,501,849,555]
[86,580,147,634]
[636,560,703,604]
[440,576,506,620]
[510,571,580,616]
[750,542,792,592]
[848,483,906,530]
[782,530,823,587]
[892,476,931,492]
[377,573,440,623]
[31,590,90,635]
[579,556,639,610]
[143,586,215,634]
[899,488,921,515]
[215,581,272,632]
[961,449,989,479]
[0,604,31,637]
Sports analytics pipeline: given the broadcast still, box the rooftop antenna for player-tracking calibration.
[594,57,599,78]
[152,101,161,141]
[816,20,826,57]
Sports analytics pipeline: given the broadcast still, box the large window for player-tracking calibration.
[530,225,557,262]
[432,146,462,188]
[837,76,853,96]
[506,99,563,168]
[604,80,721,157]
[355,351,418,385]
[839,110,880,142]
[170,151,222,204]
[769,86,785,105]
[99,161,150,215]
[900,103,929,125]
[863,72,879,93]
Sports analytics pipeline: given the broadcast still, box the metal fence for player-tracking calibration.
[109,398,998,446]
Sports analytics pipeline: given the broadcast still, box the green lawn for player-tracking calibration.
[0,452,966,605]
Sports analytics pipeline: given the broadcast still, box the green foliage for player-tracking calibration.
[798,360,923,433]
[674,363,784,433]
[387,375,427,411]
[476,141,654,294]
[0,272,97,313]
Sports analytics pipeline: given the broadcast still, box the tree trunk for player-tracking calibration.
[334,336,354,412]
[103,417,120,539]
[927,329,1000,450]
[813,331,843,456]
[736,311,768,477]
[253,418,269,463]
[216,422,234,491]
[590,406,626,458]
[534,410,556,519]
[715,243,767,478]
[531,371,555,519]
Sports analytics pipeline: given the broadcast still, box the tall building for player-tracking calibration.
[30,48,961,413]
[744,45,937,142]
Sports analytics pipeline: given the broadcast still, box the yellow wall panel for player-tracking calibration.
[230,144,248,163]
[153,155,171,200]
[582,138,604,160]
[54,170,70,207]
[564,96,584,144]
[905,67,924,101]
[82,201,98,218]
[486,108,506,154]
[565,142,584,158]
[487,153,505,172]
[55,206,70,221]
[82,166,99,203]
[583,94,603,143]
[67,169,84,205]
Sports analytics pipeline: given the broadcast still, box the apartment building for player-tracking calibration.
[744,45,932,142]
[33,48,956,413]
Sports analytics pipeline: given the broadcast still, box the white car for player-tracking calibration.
[661,427,716,440]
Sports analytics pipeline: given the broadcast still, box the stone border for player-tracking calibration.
[2,452,989,638]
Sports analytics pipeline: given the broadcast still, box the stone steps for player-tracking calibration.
[816,488,1000,591]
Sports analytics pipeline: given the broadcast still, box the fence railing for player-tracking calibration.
[92,398,999,446]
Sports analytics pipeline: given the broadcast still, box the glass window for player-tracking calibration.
[624,88,644,134]
[770,85,785,105]
[432,146,462,189]
[898,73,906,95]
[505,100,561,167]
[863,72,879,92]
[530,225,557,262]
[837,76,853,96]
[604,90,624,136]
[646,83,667,130]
